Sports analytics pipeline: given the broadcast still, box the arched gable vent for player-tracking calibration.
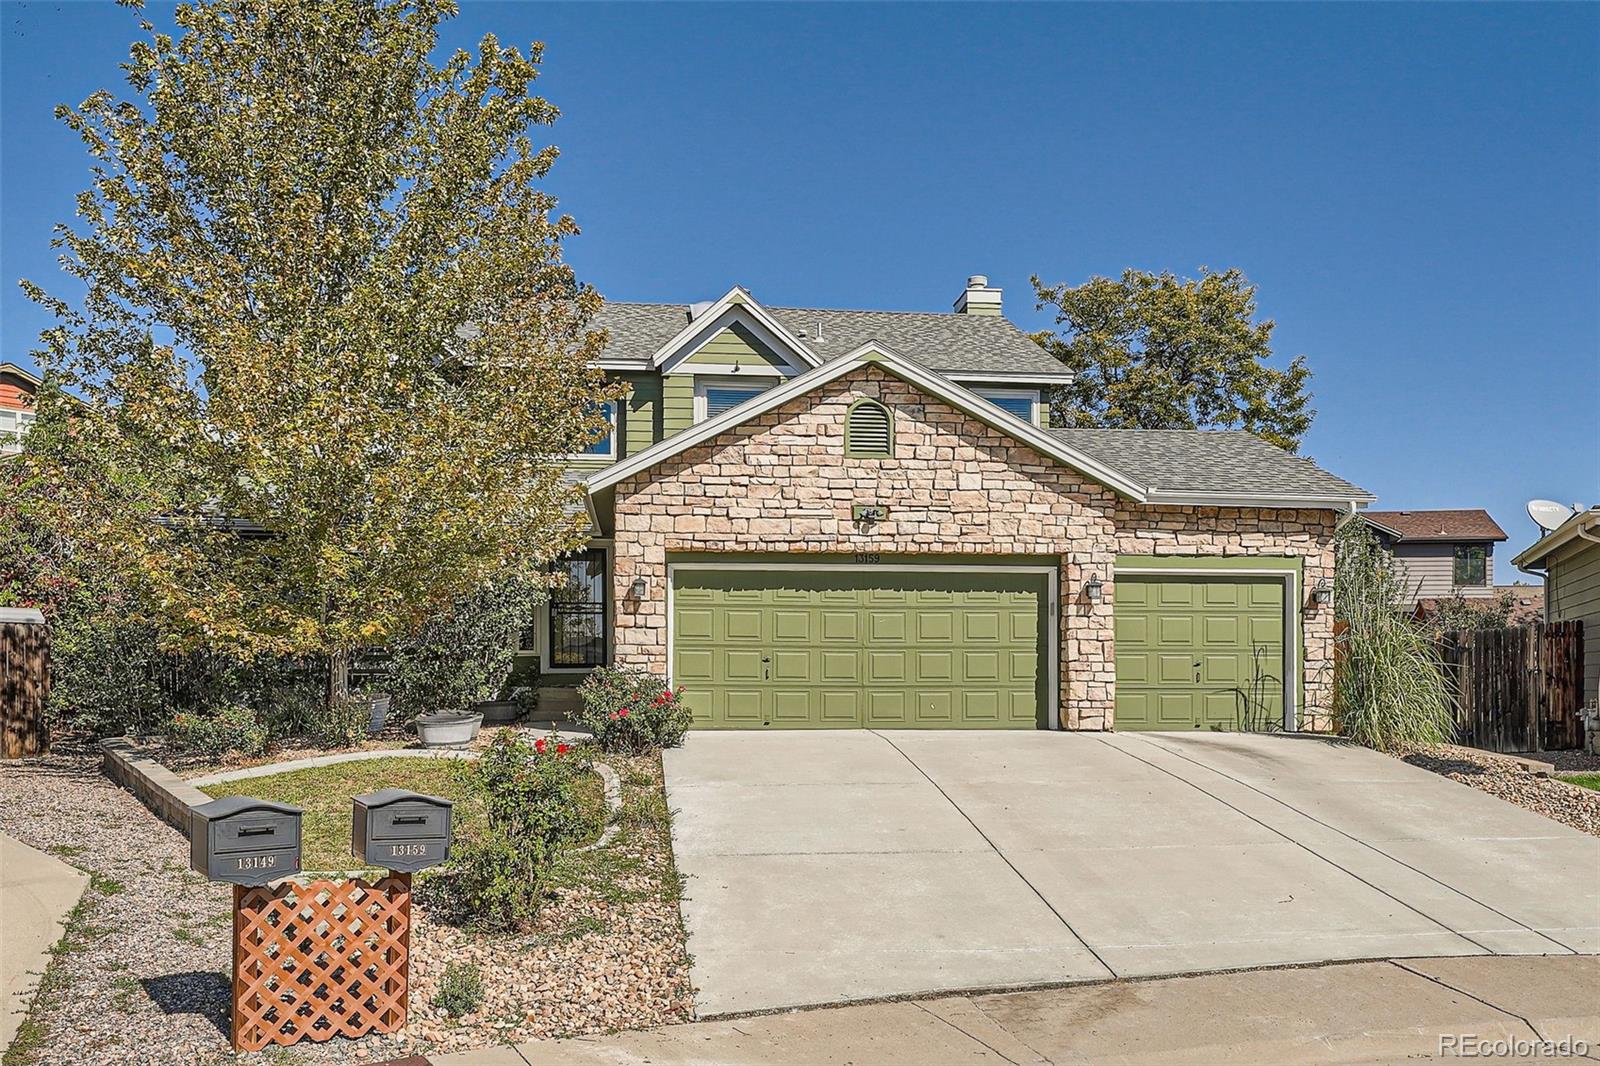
[845,399,894,458]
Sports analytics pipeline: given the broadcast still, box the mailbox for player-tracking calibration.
[352,789,453,873]
[190,796,302,887]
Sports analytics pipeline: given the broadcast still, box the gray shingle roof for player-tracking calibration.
[1048,428,1373,501]
[591,301,1067,377]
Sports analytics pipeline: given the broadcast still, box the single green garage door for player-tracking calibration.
[1114,575,1287,731]
[672,567,1050,729]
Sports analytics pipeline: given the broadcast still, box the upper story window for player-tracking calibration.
[1453,545,1488,586]
[845,399,894,458]
[577,401,616,458]
[0,409,35,454]
[972,387,1040,426]
[694,377,770,422]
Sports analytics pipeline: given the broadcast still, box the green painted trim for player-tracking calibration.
[844,398,894,458]
[1114,554,1306,723]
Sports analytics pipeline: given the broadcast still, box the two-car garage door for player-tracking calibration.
[672,567,1050,729]
[670,565,1290,732]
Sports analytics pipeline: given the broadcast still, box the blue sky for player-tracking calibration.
[3,2,1596,558]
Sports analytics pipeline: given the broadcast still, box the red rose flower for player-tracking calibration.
[534,738,547,753]
[619,707,630,718]
[557,743,569,754]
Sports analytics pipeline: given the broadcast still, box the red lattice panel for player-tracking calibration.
[231,874,412,1052]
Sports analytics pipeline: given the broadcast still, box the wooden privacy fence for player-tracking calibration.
[1,607,50,759]
[1436,621,1585,752]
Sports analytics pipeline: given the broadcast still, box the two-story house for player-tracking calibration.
[0,362,40,456]
[534,276,1373,735]
[1358,509,1508,606]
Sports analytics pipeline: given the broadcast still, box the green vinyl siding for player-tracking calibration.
[672,567,1049,729]
[618,372,660,459]
[1114,573,1287,732]
[684,322,792,369]
[662,373,695,439]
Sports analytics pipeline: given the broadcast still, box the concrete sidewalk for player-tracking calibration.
[430,954,1600,1065]
[0,832,88,1053]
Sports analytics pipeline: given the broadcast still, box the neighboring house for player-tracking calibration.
[1513,507,1600,710]
[0,362,41,455]
[536,276,1373,734]
[1359,509,1508,605]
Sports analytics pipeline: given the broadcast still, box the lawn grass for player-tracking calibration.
[1560,773,1600,793]
[200,755,606,872]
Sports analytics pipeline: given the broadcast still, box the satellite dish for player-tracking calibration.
[1528,499,1575,534]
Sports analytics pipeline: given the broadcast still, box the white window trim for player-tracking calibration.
[567,400,617,461]
[693,376,772,423]
[971,387,1041,427]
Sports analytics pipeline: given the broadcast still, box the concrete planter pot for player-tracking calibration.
[471,699,521,725]
[415,711,483,749]
[365,693,393,736]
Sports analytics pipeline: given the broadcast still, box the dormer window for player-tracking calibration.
[845,399,893,458]
[694,377,771,421]
[972,387,1040,426]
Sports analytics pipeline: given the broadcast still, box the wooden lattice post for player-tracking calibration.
[230,874,413,1052]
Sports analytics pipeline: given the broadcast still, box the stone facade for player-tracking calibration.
[610,364,1338,731]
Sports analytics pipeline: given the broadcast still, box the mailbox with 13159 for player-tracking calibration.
[351,788,452,873]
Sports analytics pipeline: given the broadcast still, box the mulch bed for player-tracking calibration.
[0,739,692,1065]
[1396,743,1600,838]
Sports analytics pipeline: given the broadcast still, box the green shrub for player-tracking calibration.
[431,961,484,1018]
[1333,523,1456,751]
[439,731,594,929]
[258,674,325,739]
[575,667,692,754]
[388,578,544,722]
[168,704,269,759]
[305,693,371,748]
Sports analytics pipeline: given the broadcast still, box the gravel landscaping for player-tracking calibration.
[0,737,692,1065]
[1397,744,1600,838]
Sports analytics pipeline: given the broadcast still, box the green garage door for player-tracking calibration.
[672,568,1049,729]
[1114,575,1287,731]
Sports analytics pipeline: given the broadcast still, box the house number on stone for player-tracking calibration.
[854,552,882,564]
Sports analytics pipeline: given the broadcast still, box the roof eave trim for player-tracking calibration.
[645,287,822,370]
[1143,490,1377,509]
[1511,509,1600,569]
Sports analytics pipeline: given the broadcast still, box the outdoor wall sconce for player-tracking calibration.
[1311,580,1332,607]
[1084,574,1104,602]
[630,576,648,598]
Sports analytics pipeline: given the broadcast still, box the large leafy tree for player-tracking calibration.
[20,0,616,703]
[1031,268,1314,451]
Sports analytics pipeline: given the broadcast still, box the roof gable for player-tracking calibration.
[644,287,820,372]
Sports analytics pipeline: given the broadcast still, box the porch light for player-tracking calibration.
[1084,574,1104,602]
[1311,580,1332,607]
[630,576,648,599]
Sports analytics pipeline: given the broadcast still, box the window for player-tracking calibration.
[694,377,770,422]
[972,387,1040,426]
[549,549,607,668]
[0,409,33,454]
[845,399,893,457]
[1453,545,1488,587]
[578,402,616,458]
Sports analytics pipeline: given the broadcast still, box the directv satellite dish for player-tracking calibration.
[1528,499,1575,534]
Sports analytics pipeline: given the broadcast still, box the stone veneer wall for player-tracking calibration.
[610,364,1338,731]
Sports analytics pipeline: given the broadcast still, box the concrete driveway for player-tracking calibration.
[662,730,1600,1016]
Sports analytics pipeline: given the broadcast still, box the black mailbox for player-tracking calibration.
[352,789,453,873]
[190,796,302,887]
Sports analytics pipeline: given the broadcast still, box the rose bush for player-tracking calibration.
[574,667,692,754]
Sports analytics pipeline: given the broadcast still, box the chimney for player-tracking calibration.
[953,274,1002,316]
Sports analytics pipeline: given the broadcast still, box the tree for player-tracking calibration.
[19,0,617,707]
[1031,268,1314,451]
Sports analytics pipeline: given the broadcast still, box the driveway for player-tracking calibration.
[662,731,1600,1016]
